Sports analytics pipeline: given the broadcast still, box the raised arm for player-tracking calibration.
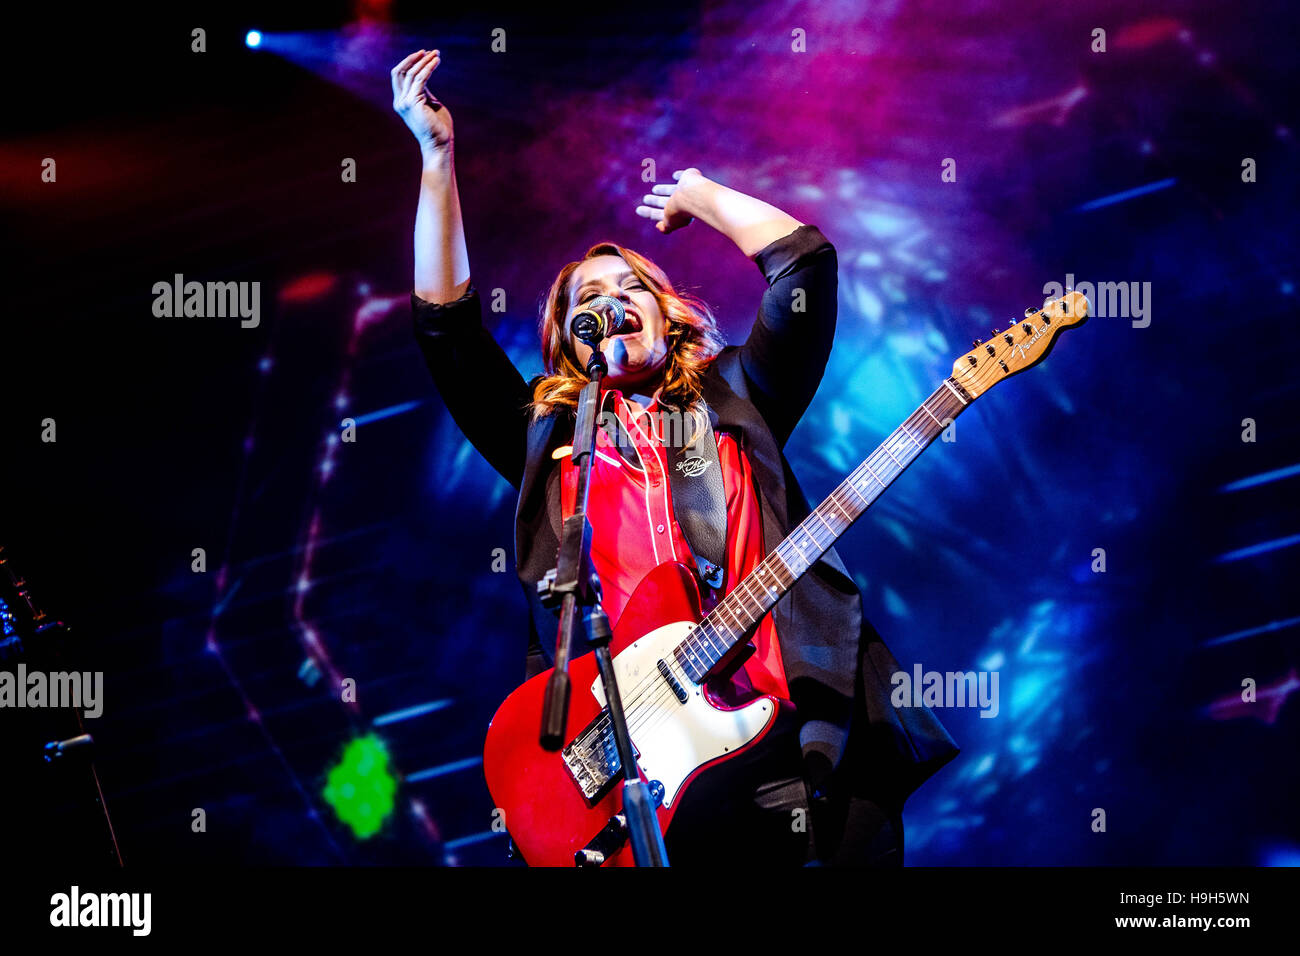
[394,50,532,487]
[740,223,838,445]
[393,49,470,302]
[637,169,838,446]
[636,167,803,258]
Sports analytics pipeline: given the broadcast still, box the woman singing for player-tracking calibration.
[393,47,957,866]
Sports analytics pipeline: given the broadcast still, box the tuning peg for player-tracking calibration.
[972,338,984,346]
[1024,307,1036,317]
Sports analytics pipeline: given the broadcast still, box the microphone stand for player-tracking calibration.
[536,339,669,867]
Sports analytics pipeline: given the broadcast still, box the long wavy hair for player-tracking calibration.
[530,243,725,434]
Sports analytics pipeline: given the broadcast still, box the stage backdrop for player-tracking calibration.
[2,0,1297,865]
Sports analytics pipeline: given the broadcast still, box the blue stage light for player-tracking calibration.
[245,30,262,49]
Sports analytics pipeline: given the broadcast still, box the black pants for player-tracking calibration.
[664,710,903,867]
[810,793,904,867]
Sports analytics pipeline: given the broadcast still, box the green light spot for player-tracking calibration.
[322,734,397,840]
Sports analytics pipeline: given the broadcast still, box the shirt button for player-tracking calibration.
[657,524,665,534]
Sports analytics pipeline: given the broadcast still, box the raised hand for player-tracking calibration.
[392,49,453,154]
[636,168,711,234]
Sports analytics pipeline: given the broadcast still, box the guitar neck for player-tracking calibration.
[674,377,974,683]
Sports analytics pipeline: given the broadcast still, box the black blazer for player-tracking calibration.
[412,224,958,809]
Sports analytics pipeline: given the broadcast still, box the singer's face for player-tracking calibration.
[566,255,668,392]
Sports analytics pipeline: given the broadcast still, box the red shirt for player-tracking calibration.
[558,389,789,702]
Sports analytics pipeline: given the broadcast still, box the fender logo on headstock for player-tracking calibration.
[1010,321,1049,361]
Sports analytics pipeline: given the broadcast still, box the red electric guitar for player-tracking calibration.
[483,291,1090,865]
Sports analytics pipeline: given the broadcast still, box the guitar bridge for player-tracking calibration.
[561,711,629,803]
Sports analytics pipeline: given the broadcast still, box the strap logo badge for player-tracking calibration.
[675,456,712,477]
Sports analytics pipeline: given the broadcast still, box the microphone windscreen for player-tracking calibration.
[589,295,626,331]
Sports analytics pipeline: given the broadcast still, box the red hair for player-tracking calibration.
[531,242,724,423]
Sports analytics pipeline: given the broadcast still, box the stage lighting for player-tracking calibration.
[323,735,397,840]
[245,30,262,49]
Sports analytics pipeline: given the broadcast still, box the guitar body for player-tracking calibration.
[482,562,783,866]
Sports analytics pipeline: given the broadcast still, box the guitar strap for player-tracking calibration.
[665,404,728,592]
[569,396,729,593]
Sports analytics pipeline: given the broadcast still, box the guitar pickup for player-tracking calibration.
[657,659,689,703]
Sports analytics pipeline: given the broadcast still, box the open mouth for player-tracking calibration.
[618,309,642,335]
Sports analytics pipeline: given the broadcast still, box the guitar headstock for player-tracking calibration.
[951,291,1090,399]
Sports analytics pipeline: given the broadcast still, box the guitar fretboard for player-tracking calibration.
[673,378,972,683]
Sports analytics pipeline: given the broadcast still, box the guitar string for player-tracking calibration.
[584,391,960,750]
[573,307,1074,762]
[603,385,968,749]
[617,311,1081,750]
[612,416,940,743]
[586,403,945,760]
[665,394,949,667]
[594,376,981,743]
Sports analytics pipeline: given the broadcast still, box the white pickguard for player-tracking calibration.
[589,621,775,809]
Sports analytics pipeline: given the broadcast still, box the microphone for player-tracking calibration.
[570,295,629,344]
